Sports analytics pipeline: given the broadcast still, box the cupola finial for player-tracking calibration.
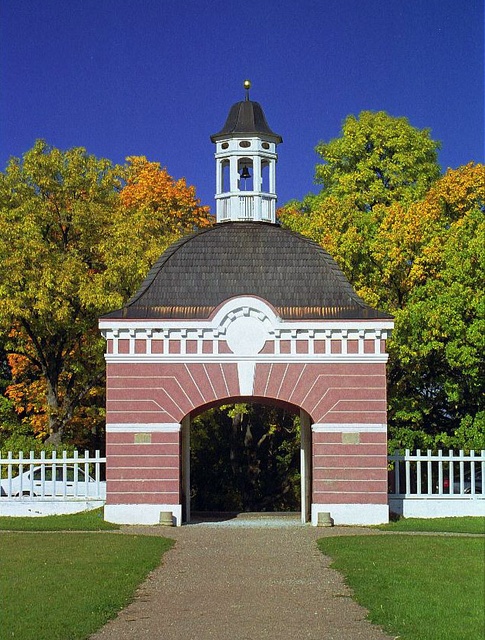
[243,79,251,101]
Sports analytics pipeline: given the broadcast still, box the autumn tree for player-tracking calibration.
[387,164,485,449]
[0,343,19,439]
[279,112,484,449]
[95,156,212,305]
[0,141,212,446]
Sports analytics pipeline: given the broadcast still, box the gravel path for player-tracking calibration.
[90,518,394,640]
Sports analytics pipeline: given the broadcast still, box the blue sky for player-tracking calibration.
[1,0,483,209]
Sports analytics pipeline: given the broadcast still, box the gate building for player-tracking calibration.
[100,84,393,525]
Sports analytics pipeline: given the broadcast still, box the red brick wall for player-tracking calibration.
[106,430,180,505]
[105,360,388,508]
[312,430,388,505]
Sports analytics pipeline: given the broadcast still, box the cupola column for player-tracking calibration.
[215,158,223,195]
[230,156,240,193]
[269,158,276,194]
[253,155,262,192]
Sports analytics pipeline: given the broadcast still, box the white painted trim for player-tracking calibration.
[389,498,485,518]
[312,423,387,433]
[106,423,181,433]
[212,296,280,327]
[300,410,312,523]
[104,354,390,364]
[104,503,182,526]
[0,500,104,517]
[237,361,256,395]
[311,503,389,526]
[181,416,191,524]
[99,318,394,332]
[100,299,393,361]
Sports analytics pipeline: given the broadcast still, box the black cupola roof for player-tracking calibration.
[210,99,282,143]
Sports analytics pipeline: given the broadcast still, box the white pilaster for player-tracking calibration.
[182,415,191,523]
[300,410,312,523]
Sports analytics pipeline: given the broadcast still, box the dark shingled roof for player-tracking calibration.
[103,222,392,320]
[210,100,282,144]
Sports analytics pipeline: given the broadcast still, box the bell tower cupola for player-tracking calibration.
[210,81,283,223]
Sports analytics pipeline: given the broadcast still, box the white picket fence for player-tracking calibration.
[388,449,485,496]
[1,449,484,519]
[0,451,106,516]
[388,449,485,518]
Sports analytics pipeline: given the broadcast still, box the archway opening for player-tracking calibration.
[188,402,303,516]
[238,158,253,191]
[221,159,230,192]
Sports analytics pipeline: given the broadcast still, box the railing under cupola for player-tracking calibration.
[216,193,275,223]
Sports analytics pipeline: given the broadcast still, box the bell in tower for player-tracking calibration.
[210,80,283,223]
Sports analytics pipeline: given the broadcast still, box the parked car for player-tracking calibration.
[441,468,483,494]
[0,465,106,498]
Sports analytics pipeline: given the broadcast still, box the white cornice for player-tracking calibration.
[104,353,389,364]
[100,296,393,360]
[99,319,394,332]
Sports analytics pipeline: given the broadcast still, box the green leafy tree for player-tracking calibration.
[0,141,212,446]
[314,110,441,210]
[388,165,485,450]
[279,111,483,450]
[280,111,441,310]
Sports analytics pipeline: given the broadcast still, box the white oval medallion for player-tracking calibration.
[225,316,268,355]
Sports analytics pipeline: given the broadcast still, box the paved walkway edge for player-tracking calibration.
[90,523,395,640]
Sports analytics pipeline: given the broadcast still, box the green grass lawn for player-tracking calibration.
[0,507,119,531]
[377,515,485,535]
[1,531,174,640]
[319,534,485,640]
[2,511,484,640]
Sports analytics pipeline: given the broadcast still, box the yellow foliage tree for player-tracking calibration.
[0,142,212,445]
[281,161,485,448]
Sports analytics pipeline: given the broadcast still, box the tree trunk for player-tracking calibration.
[230,411,243,476]
[43,374,64,445]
